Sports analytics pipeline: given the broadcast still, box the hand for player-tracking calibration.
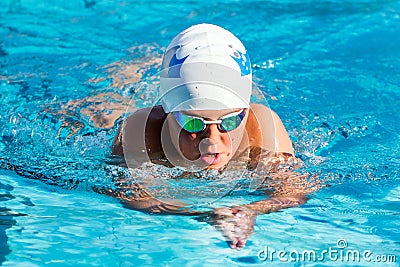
[210,206,257,249]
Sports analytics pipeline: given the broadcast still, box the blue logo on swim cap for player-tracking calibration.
[167,47,189,78]
[231,50,251,76]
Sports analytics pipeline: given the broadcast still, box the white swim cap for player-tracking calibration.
[160,23,252,112]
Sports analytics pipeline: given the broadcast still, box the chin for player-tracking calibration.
[203,164,225,170]
[203,160,230,170]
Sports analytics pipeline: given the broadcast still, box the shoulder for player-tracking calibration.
[248,103,286,131]
[246,103,279,136]
[247,103,294,155]
[126,105,166,122]
[120,105,167,134]
[111,106,166,156]
[249,103,278,118]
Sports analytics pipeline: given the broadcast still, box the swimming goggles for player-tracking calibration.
[173,109,246,133]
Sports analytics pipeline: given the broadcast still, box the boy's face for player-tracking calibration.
[165,109,248,170]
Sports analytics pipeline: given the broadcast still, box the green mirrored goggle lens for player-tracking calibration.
[174,112,205,133]
[220,115,242,131]
[184,117,204,132]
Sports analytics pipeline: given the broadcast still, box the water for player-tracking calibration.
[1,0,400,266]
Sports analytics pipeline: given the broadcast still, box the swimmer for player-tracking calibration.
[110,24,319,249]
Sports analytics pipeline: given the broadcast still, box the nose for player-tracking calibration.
[201,124,221,145]
[198,124,221,154]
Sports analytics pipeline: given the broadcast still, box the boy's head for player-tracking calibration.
[160,24,252,169]
[160,23,252,112]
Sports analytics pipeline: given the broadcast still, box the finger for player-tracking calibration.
[236,238,247,249]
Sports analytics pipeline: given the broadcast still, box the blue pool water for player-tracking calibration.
[1,0,400,266]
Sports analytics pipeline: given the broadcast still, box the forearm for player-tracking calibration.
[94,180,196,215]
[123,197,201,215]
[241,193,308,215]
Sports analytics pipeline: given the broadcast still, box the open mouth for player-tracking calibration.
[200,153,221,165]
